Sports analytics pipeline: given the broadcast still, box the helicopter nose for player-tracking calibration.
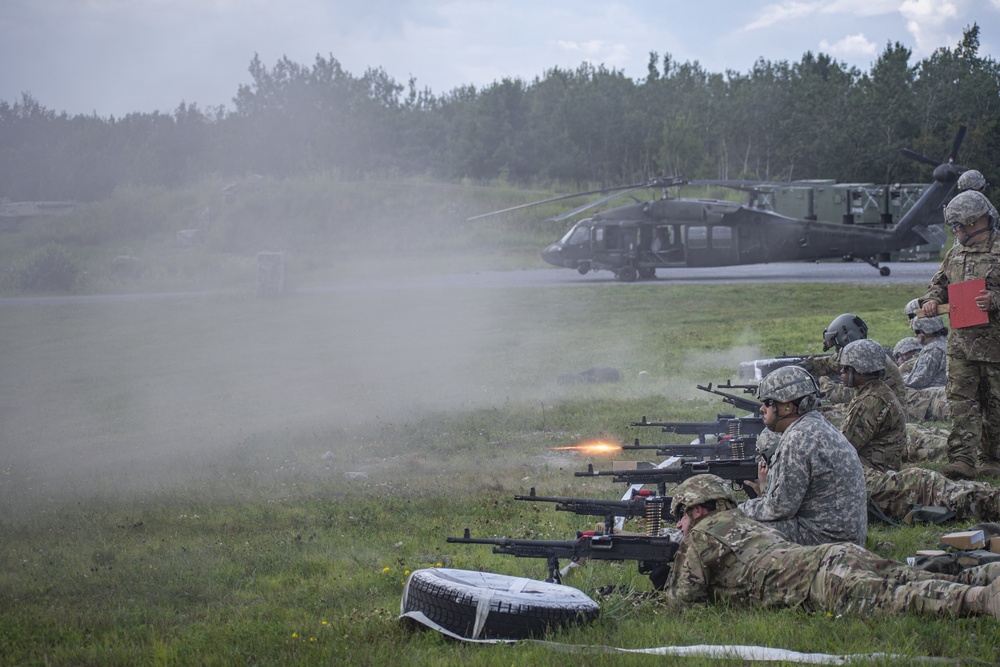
[541,244,564,267]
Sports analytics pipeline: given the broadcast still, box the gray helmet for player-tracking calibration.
[904,298,920,319]
[893,336,923,359]
[945,190,992,228]
[670,474,738,518]
[758,365,821,405]
[958,169,986,192]
[823,313,868,351]
[756,429,780,465]
[839,339,886,374]
[914,315,946,335]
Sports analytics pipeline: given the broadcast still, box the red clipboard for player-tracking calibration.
[947,279,989,328]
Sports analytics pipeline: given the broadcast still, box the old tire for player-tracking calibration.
[400,568,599,640]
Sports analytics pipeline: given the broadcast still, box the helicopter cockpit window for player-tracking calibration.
[711,226,732,248]
[560,224,586,245]
[564,225,591,246]
[688,226,708,249]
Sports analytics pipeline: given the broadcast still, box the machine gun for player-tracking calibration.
[695,382,763,414]
[622,434,758,459]
[514,487,673,535]
[447,527,681,587]
[630,413,764,442]
[574,457,761,496]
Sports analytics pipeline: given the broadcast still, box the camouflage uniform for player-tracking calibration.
[811,352,906,405]
[905,423,950,463]
[904,386,950,422]
[921,192,1000,471]
[741,411,867,546]
[864,467,1000,522]
[841,378,906,473]
[664,505,995,617]
[904,335,947,390]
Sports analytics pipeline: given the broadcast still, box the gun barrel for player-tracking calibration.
[575,459,761,498]
[623,436,758,459]
[447,530,681,564]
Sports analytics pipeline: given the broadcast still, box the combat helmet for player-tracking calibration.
[756,428,781,465]
[893,336,922,360]
[958,169,986,192]
[757,365,821,413]
[914,315,946,335]
[904,298,920,319]
[839,339,887,375]
[823,313,868,351]
[670,474,738,518]
[945,190,993,229]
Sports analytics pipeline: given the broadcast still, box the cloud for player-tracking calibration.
[819,33,878,58]
[743,2,817,31]
[555,39,630,69]
[900,0,959,53]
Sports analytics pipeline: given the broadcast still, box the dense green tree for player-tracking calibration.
[1,26,998,202]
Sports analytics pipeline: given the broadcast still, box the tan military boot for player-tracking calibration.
[942,460,977,481]
[964,579,1000,619]
[978,460,1000,480]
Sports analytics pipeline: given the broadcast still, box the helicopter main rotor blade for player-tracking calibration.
[466,187,620,220]
[545,186,650,221]
[468,177,686,221]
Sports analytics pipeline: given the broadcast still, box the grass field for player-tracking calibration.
[1,263,997,666]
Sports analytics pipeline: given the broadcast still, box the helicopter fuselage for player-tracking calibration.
[541,189,948,281]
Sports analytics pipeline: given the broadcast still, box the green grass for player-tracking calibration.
[1,265,996,664]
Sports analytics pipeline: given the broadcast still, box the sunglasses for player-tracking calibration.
[762,399,776,408]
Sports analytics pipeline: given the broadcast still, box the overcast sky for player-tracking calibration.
[2,0,998,118]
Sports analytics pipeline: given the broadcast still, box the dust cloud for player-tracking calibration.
[0,263,646,516]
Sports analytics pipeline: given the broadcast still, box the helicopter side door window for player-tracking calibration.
[688,226,708,249]
[603,226,622,250]
[711,226,732,248]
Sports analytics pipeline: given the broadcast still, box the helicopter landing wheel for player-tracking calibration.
[637,267,656,280]
[577,262,591,275]
[879,266,891,277]
[617,266,638,282]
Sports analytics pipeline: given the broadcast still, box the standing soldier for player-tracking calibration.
[741,366,867,547]
[838,339,906,473]
[920,190,1000,480]
[663,475,1000,619]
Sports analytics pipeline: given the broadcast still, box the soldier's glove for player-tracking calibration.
[646,563,672,591]
[796,359,814,373]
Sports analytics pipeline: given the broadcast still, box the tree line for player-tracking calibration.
[1,25,997,202]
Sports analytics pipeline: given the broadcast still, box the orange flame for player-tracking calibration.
[551,440,622,456]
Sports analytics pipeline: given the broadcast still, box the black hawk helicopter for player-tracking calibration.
[471,128,967,281]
